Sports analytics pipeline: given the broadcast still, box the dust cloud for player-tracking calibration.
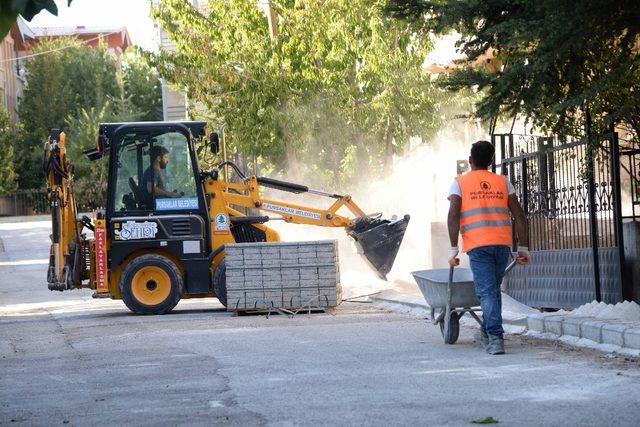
[267,127,476,298]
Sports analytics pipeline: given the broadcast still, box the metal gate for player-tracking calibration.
[492,132,633,308]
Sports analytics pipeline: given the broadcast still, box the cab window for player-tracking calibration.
[113,131,199,212]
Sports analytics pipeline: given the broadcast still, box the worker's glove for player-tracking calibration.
[516,246,530,265]
[448,246,460,266]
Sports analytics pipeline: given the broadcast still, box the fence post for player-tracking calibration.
[609,131,629,301]
[490,134,497,173]
[520,156,529,253]
[585,108,602,301]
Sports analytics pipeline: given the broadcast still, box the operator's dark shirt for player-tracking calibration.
[141,166,168,206]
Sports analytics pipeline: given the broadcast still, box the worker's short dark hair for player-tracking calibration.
[470,140,495,169]
[149,145,169,162]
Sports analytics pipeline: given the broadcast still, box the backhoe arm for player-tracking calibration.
[45,129,84,291]
[216,176,367,227]
[204,168,410,279]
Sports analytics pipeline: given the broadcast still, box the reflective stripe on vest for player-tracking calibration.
[459,207,510,219]
[457,170,513,252]
[460,219,512,233]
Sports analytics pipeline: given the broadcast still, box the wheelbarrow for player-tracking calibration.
[412,261,517,344]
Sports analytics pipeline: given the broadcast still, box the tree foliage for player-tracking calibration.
[123,52,163,122]
[387,0,640,140]
[150,0,439,187]
[0,106,18,196]
[17,37,120,188]
[16,38,161,199]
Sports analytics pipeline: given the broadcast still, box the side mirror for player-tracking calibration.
[96,134,106,153]
[209,132,220,154]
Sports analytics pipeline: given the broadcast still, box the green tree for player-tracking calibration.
[17,37,120,188]
[386,0,640,140]
[0,106,18,195]
[123,52,163,122]
[150,0,439,187]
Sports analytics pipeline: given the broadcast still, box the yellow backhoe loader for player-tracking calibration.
[45,122,409,314]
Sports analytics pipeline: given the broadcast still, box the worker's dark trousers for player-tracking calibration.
[468,245,511,336]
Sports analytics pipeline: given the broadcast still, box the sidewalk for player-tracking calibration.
[370,282,640,357]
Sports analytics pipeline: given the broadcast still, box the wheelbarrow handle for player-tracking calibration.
[504,260,517,275]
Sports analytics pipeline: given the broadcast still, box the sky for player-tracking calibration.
[29,0,157,50]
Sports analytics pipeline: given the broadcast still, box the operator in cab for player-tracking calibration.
[142,145,181,206]
[447,140,530,355]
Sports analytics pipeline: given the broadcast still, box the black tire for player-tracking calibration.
[213,259,227,307]
[119,253,183,315]
[439,311,460,344]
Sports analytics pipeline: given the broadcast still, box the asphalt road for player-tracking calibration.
[1,220,640,426]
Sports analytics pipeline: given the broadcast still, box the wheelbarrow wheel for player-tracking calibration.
[439,312,460,344]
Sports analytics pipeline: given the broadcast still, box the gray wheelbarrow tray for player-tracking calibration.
[412,261,516,344]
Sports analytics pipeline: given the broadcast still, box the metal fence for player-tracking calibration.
[0,189,50,216]
[493,132,634,307]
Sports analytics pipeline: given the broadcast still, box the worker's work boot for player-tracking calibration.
[474,329,489,350]
[486,334,505,355]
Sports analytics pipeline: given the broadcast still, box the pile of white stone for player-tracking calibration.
[527,300,640,352]
[566,300,640,322]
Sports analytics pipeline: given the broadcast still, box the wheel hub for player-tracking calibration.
[131,266,171,306]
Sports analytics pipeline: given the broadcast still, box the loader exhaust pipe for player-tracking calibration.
[347,214,410,279]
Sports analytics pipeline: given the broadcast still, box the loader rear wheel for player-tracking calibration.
[213,259,227,308]
[120,254,183,315]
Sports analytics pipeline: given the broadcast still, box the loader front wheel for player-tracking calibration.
[213,259,227,308]
[120,254,183,315]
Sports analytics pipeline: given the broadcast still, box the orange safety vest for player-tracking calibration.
[456,170,513,252]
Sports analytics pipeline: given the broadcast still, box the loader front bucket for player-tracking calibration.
[347,214,410,279]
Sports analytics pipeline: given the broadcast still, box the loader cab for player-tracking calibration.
[99,122,213,295]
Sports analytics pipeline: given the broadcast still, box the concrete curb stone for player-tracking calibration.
[561,317,587,338]
[622,328,640,350]
[601,323,631,347]
[526,313,545,332]
[580,320,606,343]
[543,315,564,335]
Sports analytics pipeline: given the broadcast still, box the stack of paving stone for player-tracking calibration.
[224,240,342,311]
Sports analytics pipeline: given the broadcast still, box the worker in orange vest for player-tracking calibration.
[448,140,530,355]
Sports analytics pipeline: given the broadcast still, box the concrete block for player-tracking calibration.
[223,240,340,310]
[244,269,262,278]
[623,328,640,350]
[526,314,545,332]
[543,315,564,336]
[319,277,336,285]
[300,279,320,287]
[261,248,280,256]
[580,320,605,343]
[280,252,299,259]
[561,317,589,338]
[300,273,319,281]
[242,279,264,288]
[281,268,300,280]
[280,279,300,287]
[601,323,630,347]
